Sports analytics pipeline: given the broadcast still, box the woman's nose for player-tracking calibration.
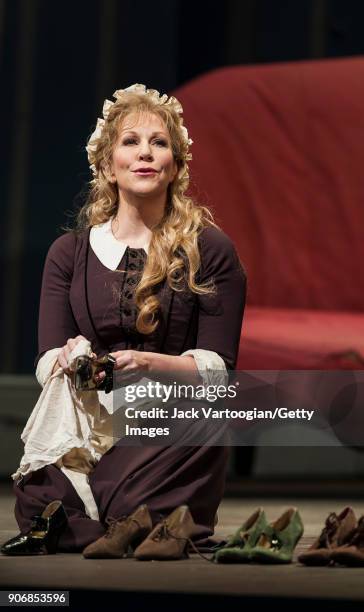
[138,141,153,160]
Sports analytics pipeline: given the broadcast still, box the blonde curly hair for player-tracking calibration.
[76,86,220,335]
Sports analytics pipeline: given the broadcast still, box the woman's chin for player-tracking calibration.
[125,185,167,199]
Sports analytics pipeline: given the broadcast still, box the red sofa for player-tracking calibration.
[173,57,364,370]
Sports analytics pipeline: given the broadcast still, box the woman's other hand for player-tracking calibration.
[105,349,150,383]
[52,335,91,375]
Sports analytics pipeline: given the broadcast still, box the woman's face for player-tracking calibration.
[109,111,177,199]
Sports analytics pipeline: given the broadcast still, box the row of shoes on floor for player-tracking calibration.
[1,501,205,560]
[215,505,364,566]
[2,501,364,566]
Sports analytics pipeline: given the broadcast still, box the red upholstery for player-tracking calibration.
[173,58,364,369]
[239,308,364,369]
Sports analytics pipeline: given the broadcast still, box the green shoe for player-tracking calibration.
[214,508,268,563]
[249,507,304,564]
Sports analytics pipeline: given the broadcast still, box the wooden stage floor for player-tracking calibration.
[1,483,364,610]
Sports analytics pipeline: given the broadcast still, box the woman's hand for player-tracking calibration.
[95,350,201,387]
[52,335,94,375]
[100,349,150,384]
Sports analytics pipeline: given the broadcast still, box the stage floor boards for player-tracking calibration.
[1,483,364,608]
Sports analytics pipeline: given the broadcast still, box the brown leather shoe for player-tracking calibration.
[298,506,357,566]
[134,505,198,561]
[83,504,152,559]
[331,515,364,566]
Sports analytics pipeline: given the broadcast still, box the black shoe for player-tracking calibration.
[1,500,68,555]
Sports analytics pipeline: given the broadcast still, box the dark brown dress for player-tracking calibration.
[13,226,247,552]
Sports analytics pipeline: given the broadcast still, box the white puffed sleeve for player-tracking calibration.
[180,348,228,388]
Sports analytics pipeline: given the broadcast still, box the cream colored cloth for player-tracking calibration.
[13,340,114,520]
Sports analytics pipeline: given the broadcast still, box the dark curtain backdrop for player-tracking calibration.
[1,0,364,373]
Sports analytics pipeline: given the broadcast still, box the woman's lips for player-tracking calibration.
[133,170,159,176]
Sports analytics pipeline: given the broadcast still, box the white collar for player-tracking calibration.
[89,218,150,271]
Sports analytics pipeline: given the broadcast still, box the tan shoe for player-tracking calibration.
[134,505,198,561]
[331,515,364,566]
[83,504,152,559]
[298,507,357,566]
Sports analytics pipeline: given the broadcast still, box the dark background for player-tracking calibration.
[2,0,364,374]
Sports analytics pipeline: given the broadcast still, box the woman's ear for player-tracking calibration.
[170,160,178,183]
[102,163,117,184]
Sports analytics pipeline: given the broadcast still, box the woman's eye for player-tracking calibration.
[122,137,168,146]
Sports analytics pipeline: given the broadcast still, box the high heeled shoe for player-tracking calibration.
[134,505,198,560]
[298,506,357,566]
[249,507,304,564]
[214,508,268,563]
[1,500,67,556]
[82,504,152,559]
[330,514,364,566]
